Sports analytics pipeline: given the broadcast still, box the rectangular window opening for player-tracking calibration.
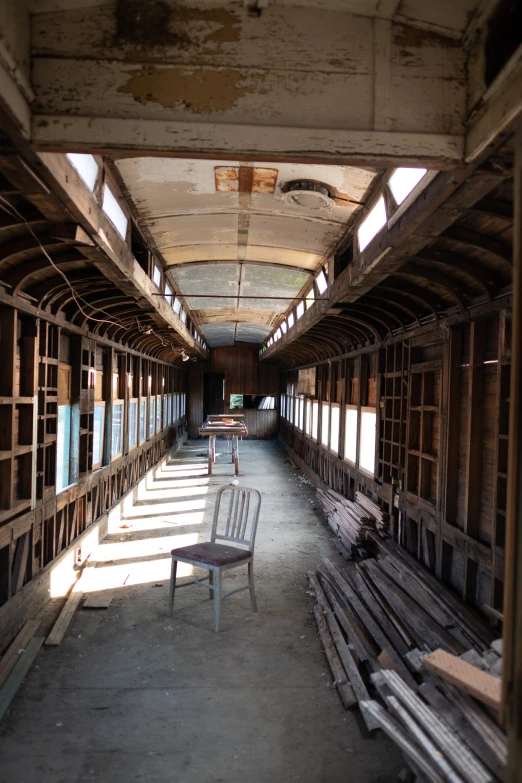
[102,184,128,239]
[316,270,328,295]
[129,401,137,449]
[358,195,387,252]
[388,167,427,206]
[93,403,105,468]
[153,264,162,288]
[312,400,319,440]
[321,403,329,448]
[111,402,123,459]
[344,406,358,464]
[66,153,99,191]
[359,409,376,475]
[330,404,340,455]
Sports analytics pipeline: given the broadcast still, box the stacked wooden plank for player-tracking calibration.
[308,544,505,780]
[0,620,44,722]
[355,491,390,534]
[316,488,375,551]
[362,669,506,783]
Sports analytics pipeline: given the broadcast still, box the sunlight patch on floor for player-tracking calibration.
[91,533,199,589]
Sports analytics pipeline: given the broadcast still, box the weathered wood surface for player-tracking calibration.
[31,6,466,163]
[0,619,40,688]
[311,603,356,711]
[0,637,44,723]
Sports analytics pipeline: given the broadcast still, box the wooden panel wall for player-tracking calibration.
[187,363,204,440]
[187,345,279,439]
[210,345,279,395]
[278,309,511,623]
[242,410,278,440]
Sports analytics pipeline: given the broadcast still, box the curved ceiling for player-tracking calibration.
[115,157,381,347]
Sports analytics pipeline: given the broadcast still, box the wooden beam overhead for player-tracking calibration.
[29,6,466,166]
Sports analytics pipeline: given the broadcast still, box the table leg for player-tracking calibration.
[208,436,213,476]
[234,435,240,476]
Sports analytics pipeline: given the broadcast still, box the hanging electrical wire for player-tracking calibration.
[0,195,121,327]
[0,194,186,356]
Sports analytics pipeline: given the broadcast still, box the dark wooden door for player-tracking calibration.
[204,373,225,416]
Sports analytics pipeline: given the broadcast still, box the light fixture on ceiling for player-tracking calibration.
[281,180,334,210]
[181,350,190,362]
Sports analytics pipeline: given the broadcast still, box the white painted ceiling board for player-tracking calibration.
[163,245,238,264]
[243,246,321,269]
[151,213,239,250]
[247,214,343,254]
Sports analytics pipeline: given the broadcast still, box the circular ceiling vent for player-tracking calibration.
[281,180,334,210]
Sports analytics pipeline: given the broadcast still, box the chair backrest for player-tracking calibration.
[211,485,262,552]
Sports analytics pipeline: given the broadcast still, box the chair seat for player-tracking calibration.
[171,542,252,567]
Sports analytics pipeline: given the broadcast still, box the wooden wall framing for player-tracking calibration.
[278,306,511,623]
[0,301,187,637]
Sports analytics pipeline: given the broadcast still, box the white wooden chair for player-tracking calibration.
[168,485,262,632]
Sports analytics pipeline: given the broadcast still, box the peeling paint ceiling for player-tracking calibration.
[116,156,380,346]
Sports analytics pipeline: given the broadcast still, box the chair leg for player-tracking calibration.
[209,569,214,600]
[248,561,257,612]
[213,569,222,633]
[168,558,178,616]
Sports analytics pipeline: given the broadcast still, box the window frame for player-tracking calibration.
[149,396,156,437]
[139,399,146,443]
[93,401,106,469]
[128,398,138,451]
[111,401,124,460]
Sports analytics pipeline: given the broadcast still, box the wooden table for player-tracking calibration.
[198,422,248,476]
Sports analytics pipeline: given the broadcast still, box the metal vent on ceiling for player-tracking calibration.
[281,180,334,209]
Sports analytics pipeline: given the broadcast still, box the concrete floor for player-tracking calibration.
[0,440,403,783]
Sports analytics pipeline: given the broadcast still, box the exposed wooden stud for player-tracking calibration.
[464,319,487,539]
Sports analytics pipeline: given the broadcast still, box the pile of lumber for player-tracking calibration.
[316,488,391,555]
[307,539,505,780]
[362,668,506,783]
[355,491,390,533]
[316,488,375,552]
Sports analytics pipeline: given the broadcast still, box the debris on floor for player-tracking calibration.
[307,538,505,780]
[83,596,112,610]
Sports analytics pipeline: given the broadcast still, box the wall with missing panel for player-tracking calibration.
[278,308,511,623]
